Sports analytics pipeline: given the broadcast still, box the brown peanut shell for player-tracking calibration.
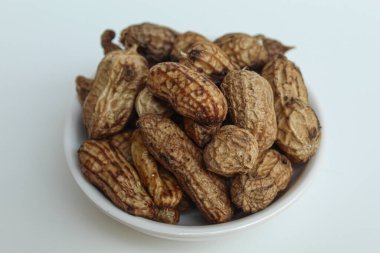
[204,125,259,177]
[83,47,148,138]
[137,114,233,223]
[120,22,178,64]
[131,129,183,207]
[221,70,277,152]
[276,99,321,163]
[147,62,228,125]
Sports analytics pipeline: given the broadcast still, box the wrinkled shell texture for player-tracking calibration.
[83,49,148,138]
[135,87,172,116]
[254,149,293,191]
[204,125,259,177]
[231,176,277,213]
[171,31,209,61]
[262,56,308,114]
[131,129,182,207]
[221,70,277,152]
[156,207,180,224]
[78,140,156,219]
[183,118,219,147]
[120,23,178,64]
[108,130,134,164]
[147,62,228,125]
[215,33,269,70]
[231,149,293,213]
[76,76,94,105]
[180,41,238,84]
[277,99,321,163]
[137,114,233,223]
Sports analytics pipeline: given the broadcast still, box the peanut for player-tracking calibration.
[147,62,228,125]
[137,114,233,223]
[156,207,180,224]
[261,55,308,114]
[120,22,178,64]
[183,118,219,147]
[221,70,277,152]
[135,87,173,117]
[83,46,148,138]
[75,75,94,105]
[231,149,292,213]
[131,129,183,207]
[214,33,269,70]
[101,29,122,55]
[254,34,293,60]
[171,31,209,61]
[215,33,292,70]
[276,98,321,163]
[253,149,293,191]
[78,139,156,219]
[179,41,238,84]
[108,130,134,164]
[204,125,259,177]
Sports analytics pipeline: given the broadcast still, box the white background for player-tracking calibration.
[1,0,380,252]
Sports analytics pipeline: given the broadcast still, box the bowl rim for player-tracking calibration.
[63,89,323,240]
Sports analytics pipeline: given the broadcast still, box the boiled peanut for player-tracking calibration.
[204,125,259,177]
[101,29,122,55]
[171,31,209,61]
[147,62,228,125]
[78,139,156,219]
[261,55,308,114]
[131,129,182,207]
[120,22,178,64]
[137,114,233,223]
[276,98,321,163]
[83,46,148,138]
[75,75,94,105]
[179,41,238,84]
[183,118,219,147]
[221,70,277,152]
[135,87,173,117]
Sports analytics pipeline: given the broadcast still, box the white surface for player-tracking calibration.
[0,0,379,251]
[64,93,322,240]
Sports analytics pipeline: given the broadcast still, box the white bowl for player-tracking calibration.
[64,91,323,241]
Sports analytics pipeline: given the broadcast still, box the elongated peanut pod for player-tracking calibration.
[78,140,156,219]
[131,129,183,207]
[138,114,233,223]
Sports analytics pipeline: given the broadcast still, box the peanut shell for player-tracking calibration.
[231,176,277,213]
[204,125,259,177]
[83,47,148,138]
[108,130,134,164]
[101,29,122,55]
[135,87,173,117]
[147,62,228,125]
[183,118,220,147]
[75,75,94,105]
[179,41,238,84]
[78,140,156,219]
[214,33,269,70]
[221,70,277,152]
[131,129,182,207]
[261,55,308,114]
[276,99,321,163]
[171,31,209,61]
[253,149,293,191]
[120,22,178,64]
[137,114,233,223]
